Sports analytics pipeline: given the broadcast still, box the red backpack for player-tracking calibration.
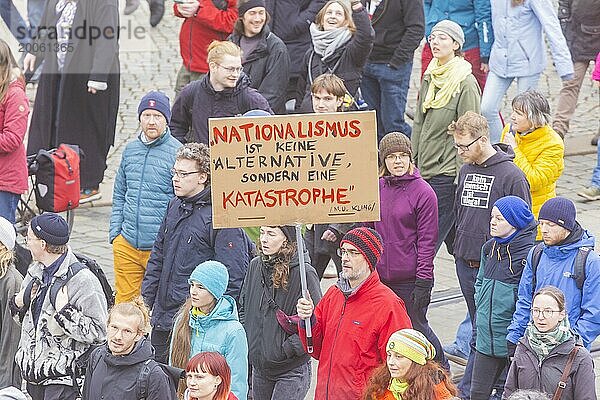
[34,144,81,212]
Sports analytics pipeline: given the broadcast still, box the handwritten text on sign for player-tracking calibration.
[209,111,380,228]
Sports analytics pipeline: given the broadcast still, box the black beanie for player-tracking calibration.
[271,225,296,243]
[239,0,266,16]
[340,227,383,270]
[30,213,70,245]
[538,197,577,231]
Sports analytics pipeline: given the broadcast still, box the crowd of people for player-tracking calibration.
[1,0,600,399]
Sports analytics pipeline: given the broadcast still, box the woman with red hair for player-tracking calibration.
[185,352,238,400]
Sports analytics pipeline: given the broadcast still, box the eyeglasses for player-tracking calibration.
[428,33,451,43]
[453,136,482,151]
[531,308,561,319]
[216,63,243,74]
[385,154,409,162]
[337,248,362,258]
[170,169,201,179]
[107,324,138,339]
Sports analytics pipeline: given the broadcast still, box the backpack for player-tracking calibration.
[49,253,115,310]
[530,242,592,290]
[33,144,82,213]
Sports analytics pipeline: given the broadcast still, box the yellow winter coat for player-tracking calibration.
[501,124,564,239]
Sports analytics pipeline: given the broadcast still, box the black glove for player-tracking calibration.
[507,340,517,359]
[412,279,433,310]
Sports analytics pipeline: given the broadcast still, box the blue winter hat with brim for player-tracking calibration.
[493,195,534,230]
[188,260,229,299]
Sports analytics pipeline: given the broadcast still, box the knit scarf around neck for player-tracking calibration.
[388,378,409,400]
[310,24,352,61]
[422,56,472,113]
[526,317,572,361]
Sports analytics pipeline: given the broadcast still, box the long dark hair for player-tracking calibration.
[363,360,457,400]
[258,239,296,289]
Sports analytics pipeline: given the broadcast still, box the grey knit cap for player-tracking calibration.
[431,20,465,47]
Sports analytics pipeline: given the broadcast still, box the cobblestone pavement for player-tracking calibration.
[6,1,600,396]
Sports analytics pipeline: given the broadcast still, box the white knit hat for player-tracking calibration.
[0,217,16,250]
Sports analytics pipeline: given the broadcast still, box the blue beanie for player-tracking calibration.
[243,109,271,117]
[30,213,69,245]
[188,261,229,299]
[538,197,577,232]
[493,196,534,230]
[138,91,171,123]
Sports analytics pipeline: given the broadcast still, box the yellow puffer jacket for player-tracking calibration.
[501,124,564,239]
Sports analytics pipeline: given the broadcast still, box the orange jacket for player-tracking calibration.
[373,381,458,400]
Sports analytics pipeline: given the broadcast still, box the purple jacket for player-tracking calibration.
[373,169,438,283]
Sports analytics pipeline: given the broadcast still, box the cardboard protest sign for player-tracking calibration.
[209,111,380,228]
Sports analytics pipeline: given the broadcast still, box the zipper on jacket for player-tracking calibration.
[488,280,495,355]
[325,298,348,399]
[135,147,151,249]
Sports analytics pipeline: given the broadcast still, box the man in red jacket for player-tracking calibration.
[297,227,412,400]
[173,0,238,95]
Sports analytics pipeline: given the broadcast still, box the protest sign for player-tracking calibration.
[209,111,380,228]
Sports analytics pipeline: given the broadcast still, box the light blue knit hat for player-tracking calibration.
[188,261,229,299]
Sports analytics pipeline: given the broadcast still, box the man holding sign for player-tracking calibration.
[296,227,412,400]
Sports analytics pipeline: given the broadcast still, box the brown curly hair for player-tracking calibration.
[363,360,457,400]
[258,239,296,289]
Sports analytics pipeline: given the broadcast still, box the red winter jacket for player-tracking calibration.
[174,0,238,74]
[299,271,412,400]
[0,78,29,195]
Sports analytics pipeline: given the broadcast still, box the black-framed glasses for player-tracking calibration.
[337,248,362,258]
[453,136,482,151]
[170,168,201,179]
[216,63,243,74]
[531,308,561,319]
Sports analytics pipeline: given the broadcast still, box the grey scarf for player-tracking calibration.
[310,23,352,62]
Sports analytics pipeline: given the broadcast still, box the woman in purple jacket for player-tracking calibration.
[372,132,448,369]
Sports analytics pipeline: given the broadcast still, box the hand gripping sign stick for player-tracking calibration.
[295,224,313,353]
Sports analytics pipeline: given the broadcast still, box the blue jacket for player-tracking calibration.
[507,227,600,349]
[489,0,573,78]
[109,130,181,249]
[171,296,248,400]
[141,187,252,330]
[424,0,493,60]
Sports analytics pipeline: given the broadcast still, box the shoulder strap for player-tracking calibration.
[573,247,591,290]
[530,243,544,292]
[552,346,580,400]
[49,262,85,308]
[136,359,154,400]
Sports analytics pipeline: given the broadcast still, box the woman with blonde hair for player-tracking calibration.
[170,261,248,400]
[363,329,459,400]
[295,0,373,112]
[239,226,322,399]
[170,40,272,145]
[0,38,29,223]
[184,352,238,400]
[0,216,22,388]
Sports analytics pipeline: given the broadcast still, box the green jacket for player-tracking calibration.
[411,72,481,180]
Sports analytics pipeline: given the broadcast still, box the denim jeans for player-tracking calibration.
[426,175,456,254]
[252,362,311,400]
[480,71,541,143]
[361,61,413,141]
[591,140,600,189]
[450,313,473,357]
[0,191,19,224]
[385,281,450,371]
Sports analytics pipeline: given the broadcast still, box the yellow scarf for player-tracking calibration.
[191,307,207,318]
[388,379,409,400]
[422,56,472,113]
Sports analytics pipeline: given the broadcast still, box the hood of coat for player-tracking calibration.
[103,337,154,367]
[189,294,240,331]
[200,72,252,99]
[543,228,595,261]
[230,26,272,64]
[479,143,516,167]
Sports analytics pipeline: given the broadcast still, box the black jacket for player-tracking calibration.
[295,7,374,113]
[365,0,425,67]
[239,249,322,375]
[229,26,291,114]
[169,73,272,145]
[141,187,252,330]
[558,0,600,62]
[82,339,175,400]
[265,0,327,77]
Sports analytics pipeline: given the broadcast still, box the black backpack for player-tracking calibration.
[530,242,592,290]
[48,253,115,310]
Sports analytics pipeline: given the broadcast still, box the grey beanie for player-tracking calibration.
[0,217,16,250]
[431,20,465,48]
